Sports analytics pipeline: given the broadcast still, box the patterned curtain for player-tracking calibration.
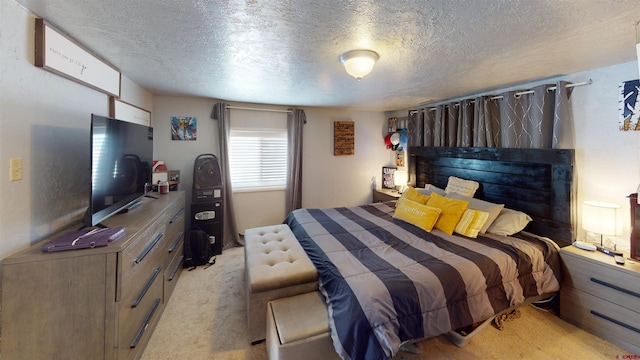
[285,109,306,214]
[211,103,242,247]
[418,81,573,149]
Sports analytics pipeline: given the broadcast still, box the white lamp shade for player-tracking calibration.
[340,50,379,80]
[394,170,408,187]
[582,201,621,236]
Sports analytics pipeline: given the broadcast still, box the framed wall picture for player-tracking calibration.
[619,79,640,131]
[334,121,354,156]
[395,151,405,167]
[109,98,151,126]
[171,116,197,140]
[35,18,121,97]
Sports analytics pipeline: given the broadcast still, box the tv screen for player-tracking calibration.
[86,114,153,226]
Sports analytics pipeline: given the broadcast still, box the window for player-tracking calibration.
[229,128,287,190]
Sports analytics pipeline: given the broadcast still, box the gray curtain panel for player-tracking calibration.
[211,103,242,247]
[420,81,573,149]
[285,109,306,214]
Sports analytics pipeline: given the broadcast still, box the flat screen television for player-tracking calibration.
[84,114,153,226]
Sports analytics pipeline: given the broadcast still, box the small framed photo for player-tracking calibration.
[168,170,180,183]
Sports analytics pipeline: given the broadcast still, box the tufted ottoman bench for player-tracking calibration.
[266,291,339,360]
[244,224,318,344]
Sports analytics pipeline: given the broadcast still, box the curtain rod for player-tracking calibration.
[410,79,592,113]
[227,105,292,114]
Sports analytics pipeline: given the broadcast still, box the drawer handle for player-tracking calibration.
[168,232,184,253]
[169,208,184,224]
[168,256,184,281]
[131,267,162,308]
[135,232,164,264]
[590,310,640,335]
[590,277,640,299]
[130,298,161,349]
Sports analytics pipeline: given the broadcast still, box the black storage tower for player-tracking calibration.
[191,154,223,255]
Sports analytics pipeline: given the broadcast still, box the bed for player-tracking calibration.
[284,147,575,360]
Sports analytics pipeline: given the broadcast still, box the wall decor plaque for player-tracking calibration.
[35,18,121,97]
[109,97,151,126]
[334,121,355,156]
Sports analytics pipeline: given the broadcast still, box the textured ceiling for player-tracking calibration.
[14,0,640,111]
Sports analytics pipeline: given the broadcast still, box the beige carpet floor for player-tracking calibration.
[141,246,631,360]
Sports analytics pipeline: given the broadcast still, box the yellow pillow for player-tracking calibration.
[403,186,430,204]
[393,198,441,232]
[455,209,490,238]
[427,192,469,235]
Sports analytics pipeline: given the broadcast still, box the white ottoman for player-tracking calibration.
[266,292,340,360]
[244,224,318,344]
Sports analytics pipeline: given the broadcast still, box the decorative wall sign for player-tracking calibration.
[171,117,197,140]
[35,18,121,97]
[334,121,354,155]
[109,98,151,126]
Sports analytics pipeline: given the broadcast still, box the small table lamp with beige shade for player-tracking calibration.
[582,200,621,249]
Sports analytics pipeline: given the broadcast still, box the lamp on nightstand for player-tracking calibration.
[582,201,621,247]
[394,170,408,193]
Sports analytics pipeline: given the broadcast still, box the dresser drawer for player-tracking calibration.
[163,206,185,264]
[118,270,164,360]
[561,251,640,311]
[561,286,640,354]
[164,242,184,302]
[119,215,166,302]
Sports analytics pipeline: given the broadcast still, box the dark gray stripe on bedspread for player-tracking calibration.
[337,206,478,330]
[359,205,510,327]
[307,208,426,344]
[286,210,386,360]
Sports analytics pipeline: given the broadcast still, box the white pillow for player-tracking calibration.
[486,208,532,235]
[446,193,505,233]
[445,176,479,197]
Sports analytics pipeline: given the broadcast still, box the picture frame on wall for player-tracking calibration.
[395,151,405,167]
[334,121,355,156]
[109,98,151,126]
[35,18,121,97]
[171,116,197,140]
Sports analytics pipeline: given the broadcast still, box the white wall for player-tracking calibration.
[151,100,391,233]
[567,61,640,250]
[0,0,151,260]
[302,108,391,208]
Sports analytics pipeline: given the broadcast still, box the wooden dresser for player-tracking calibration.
[1,191,185,359]
[560,245,640,354]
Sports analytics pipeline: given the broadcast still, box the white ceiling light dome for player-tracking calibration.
[339,49,379,80]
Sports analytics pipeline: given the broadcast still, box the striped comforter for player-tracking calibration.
[285,201,562,360]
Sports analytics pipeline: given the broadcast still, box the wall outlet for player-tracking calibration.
[9,158,23,181]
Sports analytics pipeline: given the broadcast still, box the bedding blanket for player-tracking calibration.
[285,201,562,360]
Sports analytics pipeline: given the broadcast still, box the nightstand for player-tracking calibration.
[559,245,640,354]
[372,188,401,202]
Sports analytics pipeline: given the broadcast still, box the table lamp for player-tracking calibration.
[394,170,408,193]
[582,201,621,247]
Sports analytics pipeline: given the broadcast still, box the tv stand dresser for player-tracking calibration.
[1,191,185,359]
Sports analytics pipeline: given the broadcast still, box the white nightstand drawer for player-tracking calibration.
[561,286,640,354]
[561,250,640,311]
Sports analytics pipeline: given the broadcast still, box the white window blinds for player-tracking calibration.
[229,129,287,190]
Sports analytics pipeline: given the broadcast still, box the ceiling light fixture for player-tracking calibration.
[339,49,379,80]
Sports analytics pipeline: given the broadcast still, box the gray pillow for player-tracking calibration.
[445,192,504,233]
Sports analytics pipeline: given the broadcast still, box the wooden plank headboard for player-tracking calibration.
[408,147,576,247]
